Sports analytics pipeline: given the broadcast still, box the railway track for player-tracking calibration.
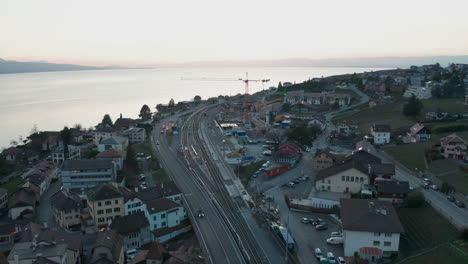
[180,106,268,264]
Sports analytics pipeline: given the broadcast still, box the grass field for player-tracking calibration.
[400,243,468,264]
[153,168,171,182]
[382,143,430,171]
[397,203,459,256]
[422,98,468,115]
[235,160,265,185]
[428,159,468,195]
[1,176,22,193]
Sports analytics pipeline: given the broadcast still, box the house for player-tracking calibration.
[86,184,124,228]
[314,151,394,194]
[9,225,82,264]
[130,241,166,264]
[146,198,190,243]
[51,145,81,164]
[90,229,124,264]
[92,126,119,145]
[26,172,50,197]
[0,188,7,209]
[59,159,117,189]
[41,133,61,152]
[336,122,359,137]
[405,123,431,143]
[114,114,139,131]
[109,211,152,250]
[165,245,206,264]
[371,124,391,145]
[341,199,404,260]
[274,144,301,164]
[51,189,82,230]
[440,133,467,160]
[8,188,37,220]
[97,136,129,152]
[96,149,125,171]
[0,223,21,251]
[307,116,327,130]
[1,147,38,163]
[1,147,22,162]
[289,102,318,115]
[313,148,337,170]
[284,90,351,106]
[403,85,432,99]
[33,161,57,182]
[123,127,146,143]
[376,181,410,205]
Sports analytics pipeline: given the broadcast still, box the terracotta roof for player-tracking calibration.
[17,222,43,242]
[2,147,21,156]
[62,159,113,170]
[87,184,122,201]
[314,148,337,160]
[377,181,410,195]
[166,245,205,264]
[36,229,82,251]
[137,182,181,202]
[27,173,46,186]
[440,133,467,145]
[51,190,82,211]
[409,123,429,135]
[96,149,124,158]
[359,247,382,256]
[340,199,404,234]
[110,211,149,236]
[146,198,180,214]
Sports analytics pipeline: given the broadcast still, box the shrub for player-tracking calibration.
[405,191,424,208]
[461,229,468,241]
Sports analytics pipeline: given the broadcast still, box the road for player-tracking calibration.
[152,110,246,264]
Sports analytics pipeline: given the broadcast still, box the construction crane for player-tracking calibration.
[181,72,270,125]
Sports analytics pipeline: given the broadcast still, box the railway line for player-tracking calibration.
[180,105,268,264]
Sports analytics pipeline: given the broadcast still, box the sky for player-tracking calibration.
[2,0,468,67]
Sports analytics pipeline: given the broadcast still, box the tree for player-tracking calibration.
[101,114,114,127]
[405,191,424,208]
[403,95,423,118]
[194,95,202,102]
[384,76,394,92]
[287,126,321,146]
[278,82,283,91]
[73,123,83,130]
[168,98,175,108]
[139,104,152,120]
[440,182,454,194]
[60,126,73,156]
[30,124,39,135]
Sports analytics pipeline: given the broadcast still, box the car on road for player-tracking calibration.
[301,218,309,224]
[455,200,465,208]
[155,140,160,145]
[430,184,438,191]
[326,236,344,244]
[447,195,456,202]
[287,182,295,187]
[423,178,431,183]
[315,225,328,231]
[197,210,205,218]
[337,256,346,264]
[146,156,152,160]
[141,181,147,186]
[314,248,323,260]
[327,252,336,264]
[139,174,146,180]
[293,179,300,184]
[423,182,430,189]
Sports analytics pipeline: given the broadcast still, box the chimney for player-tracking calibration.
[120,113,122,119]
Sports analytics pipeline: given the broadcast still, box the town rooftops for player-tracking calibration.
[377,181,410,194]
[372,124,391,133]
[94,126,117,133]
[139,182,181,201]
[130,242,166,264]
[27,173,46,186]
[61,159,113,170]
[340,199,404,234]
[51,190,82,211]
[96,149,125,159]
[8,188,37,208]
[409,123,429,135]
[110,211,149,236]
[370,164,395,175]
[146,198,180,214]
[94,229,123,263]
[86,184,122,201]
[8,242,68,262]
[0,223,18,236]
[440,133,467,145]
[314,148,337,159]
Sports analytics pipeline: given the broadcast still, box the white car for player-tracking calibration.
[327,252,336,264]
[327,236,344,244]
[314,248,323,260]
[301,218,309,224]
[337,256,346,264]
[330,231,342,237]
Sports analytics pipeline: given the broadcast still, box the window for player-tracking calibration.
[384,233,392,237]
[106,209,112,213]
[114,208,120,212]
[360,177,364,182]
[127,205,131,209]
[373,241,380,246]
[153,216,157,221]
[162,221,167,227]
[97,210,104,215]
[374,232,381,236]
[342,176,345,181]
[98,202,102,207]
[105,201,111,206]
[327,179,331,184]
[321,186,325,190]
[161,213,166,219]
[351,176,354,182]
[346,176,350,181]
[321,179,325,183]
[327,186,331,190]
[384,242,391,247]
[115,200,119,204]
[153,224,157,229]
[98,217,105,223]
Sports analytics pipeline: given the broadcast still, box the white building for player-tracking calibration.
[146,198,189,243]
[122,127,146,143]
[371,124,391,145]
[341,199,404,261]
[98,136,129,152]
[403,85,432,100]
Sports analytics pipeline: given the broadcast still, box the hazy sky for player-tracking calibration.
[2,0,468,66]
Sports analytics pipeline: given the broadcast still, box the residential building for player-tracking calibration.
[51,189,82,230]
[90,229,124,264]
[284,90,351,106]
[130,241,166,264]
[33,161,57,182]
[51,145,81,164]
[371,124,391,145]
[405,123,431,143]
[123,127,147,143]
[59,159,117,189]
[41,133,61,152]
[0,188,7,209]
[1,147,22,162]
[341,199,404,260]
[288,102,318,115]
[403,85,432,99]
[146,198,190,243]
[440,133,467,160]
[98,136,129,152]
[0,223,21,251]
[336,122,359,136]
[307,116,327,130]
[314,151,394,194]
[165,245,206,264]
[110,211,152,250]
[92,126,119,145]
[376,181,410,205]
[313,148,337,170]
[8,188,37,220]
[274,144,301,164]
[26,172,50,197]
[86,184,124,228]
[1,147,38,163]
[96,149,125,171]
[7,242,68,264]
[114,114,138,131]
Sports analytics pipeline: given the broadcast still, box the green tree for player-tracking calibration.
[194,95,202,102]
[287,126,321,146]
[168,98,175,108]
[405,191,424,208]
[277,82,283,91]
[403,95,423,118]
[73,123,82,130]
[384,76,394,92]
[60,126,73,155]
[101,114,114,127]
[139,104,152,120]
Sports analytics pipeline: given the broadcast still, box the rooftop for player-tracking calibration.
[146,198,180,214]
[61,159,113,170]
[372,124,391,133]
[96,149,125,159]
[87,184,122,201]
[51,190,82,211]
[110,211,149,236]
[377,181,410,194]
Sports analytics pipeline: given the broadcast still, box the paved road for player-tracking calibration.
[152,118,245,264]
[36,179,61,229]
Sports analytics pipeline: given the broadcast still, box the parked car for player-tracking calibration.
[330,231,342,237]
[327,236,344,244]
[455,200,465,208]
[423,182,430,189]
[327,252,336,264]
[155,140,160,145]
[293,179,300,184]
[446,195,456,202]
[301,218,309,224]
[316,225,328,231]
[337,256,346,264]
[287,182,295,187]
[314,248,323,260]
[430,184,438,190]
[423,178,431,183]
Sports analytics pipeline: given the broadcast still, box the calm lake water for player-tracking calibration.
[0,67,385,148]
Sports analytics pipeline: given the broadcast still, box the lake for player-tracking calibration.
[0,67,385,148]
